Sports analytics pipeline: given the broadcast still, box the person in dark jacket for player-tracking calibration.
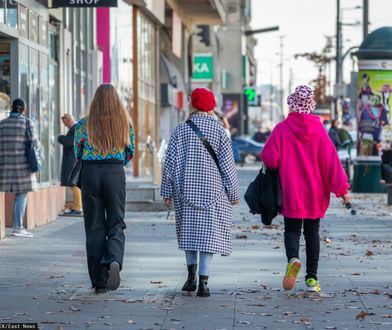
[328,119,341,150]
[0,99,41,237]
[58,114,82,215]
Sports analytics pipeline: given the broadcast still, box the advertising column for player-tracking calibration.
[357,60,392,156]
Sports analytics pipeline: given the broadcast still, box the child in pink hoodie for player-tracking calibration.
[261,85,351,292]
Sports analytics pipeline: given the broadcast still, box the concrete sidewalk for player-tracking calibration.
[0,168,391,330]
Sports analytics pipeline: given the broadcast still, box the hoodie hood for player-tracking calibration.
[284,112,322,142]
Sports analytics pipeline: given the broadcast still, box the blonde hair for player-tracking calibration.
[86,84,131,154]
[187,102,214,119]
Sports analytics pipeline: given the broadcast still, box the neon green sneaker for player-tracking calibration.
[282,258,301,290]
[305,278,321,292]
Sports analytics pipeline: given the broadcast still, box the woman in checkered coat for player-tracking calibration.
[0,99,40,237]
[161,88,240,297]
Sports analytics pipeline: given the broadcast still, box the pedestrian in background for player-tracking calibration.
[74,84,135,294]
[261,85,351,293]
[161,88,240,297]
[58,114,82,216]
[0,99,40,237]
[328,119,341,150]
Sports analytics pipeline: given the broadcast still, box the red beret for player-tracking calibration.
[190,88,216,112]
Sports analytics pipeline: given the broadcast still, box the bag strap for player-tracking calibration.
[185,119,222,175]
[25,118,32,141]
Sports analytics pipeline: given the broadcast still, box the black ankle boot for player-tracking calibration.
[182,264,197,292]
[197,275,210,297]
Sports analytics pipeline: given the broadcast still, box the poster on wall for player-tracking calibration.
[222,93,241,136]
[357,61,392,156]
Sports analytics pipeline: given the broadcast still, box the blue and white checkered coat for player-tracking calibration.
[161,113,240,256]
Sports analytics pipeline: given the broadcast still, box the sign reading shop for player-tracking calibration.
[51,0,117,7]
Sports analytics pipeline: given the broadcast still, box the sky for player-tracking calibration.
[251,0,391,95]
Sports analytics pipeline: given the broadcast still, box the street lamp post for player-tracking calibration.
[363,0,369,39]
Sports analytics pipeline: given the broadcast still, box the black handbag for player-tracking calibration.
[25,119,42,173]
[68,159,83,189]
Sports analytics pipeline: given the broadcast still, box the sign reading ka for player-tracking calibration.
[192,54,213,81]
[51,0,117,8]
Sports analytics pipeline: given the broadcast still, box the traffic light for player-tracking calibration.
[244,87,256,105]
[196,25,210,46]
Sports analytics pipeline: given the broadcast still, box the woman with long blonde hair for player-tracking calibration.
[74,84,135,294]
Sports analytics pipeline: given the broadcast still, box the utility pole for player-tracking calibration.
[279,36,285,119]
[363,0,369,39]
[334,0,342,119]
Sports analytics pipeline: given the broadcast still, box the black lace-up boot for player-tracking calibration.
[181,264,197,291]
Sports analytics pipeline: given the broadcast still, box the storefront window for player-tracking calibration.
[29,49,39,135]
[49,29,60,182]
[110,1,133,112]
[137,12,156,179]
[39,54,49,182]
[49,63,60,182]
[0,43,10,113]
[5,0,18,29]
[19,44,29,106]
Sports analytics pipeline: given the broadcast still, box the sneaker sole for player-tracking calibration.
[306,286,321,293]
[12,233,33,237]
[283,260,301,290]
[107,262,120,291]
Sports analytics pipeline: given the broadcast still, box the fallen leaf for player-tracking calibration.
[365,250,374,257]
[324,238,332,244]
[128,320,136,324]
[69,306,81,312]
[237,320,251,325]
[250,225,260,230]
[356,311,368,320]
[236,234,247,239]
[351,272,361,276]
[150,281,162,284]
[48,275,64,279]
[382,315,392,318]
[32,296,39,300]
[325,327,337,329]
[299,317,311,325]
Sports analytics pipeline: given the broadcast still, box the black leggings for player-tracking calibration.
[284,217,320,280]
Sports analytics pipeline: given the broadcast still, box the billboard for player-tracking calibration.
[357,61,392,155]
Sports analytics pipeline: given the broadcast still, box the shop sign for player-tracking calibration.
[192,54,213,81]
[50,0,118,7]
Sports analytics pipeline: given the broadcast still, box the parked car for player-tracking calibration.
[232,136,264,162]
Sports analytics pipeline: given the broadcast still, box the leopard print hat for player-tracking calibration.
[287,85,316,114]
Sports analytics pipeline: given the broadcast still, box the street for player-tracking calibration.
[0,166,391,330]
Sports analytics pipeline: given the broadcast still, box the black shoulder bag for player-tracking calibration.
[185,119,222,175]
[25,119,42,173]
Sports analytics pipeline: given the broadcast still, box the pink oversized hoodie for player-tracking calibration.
[260,112,349,219]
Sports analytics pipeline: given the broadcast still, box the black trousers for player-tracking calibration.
[81,161,126,288]
[284,217,320,280]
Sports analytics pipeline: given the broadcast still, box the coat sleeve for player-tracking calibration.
[323,133,350,197]
[218,131,240,202]
[260,126,280,170]
[57,129,74,147]
[124,126,135,165]
[74,120,85,160]
[29,120,41,150]
[160,129,177,199]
